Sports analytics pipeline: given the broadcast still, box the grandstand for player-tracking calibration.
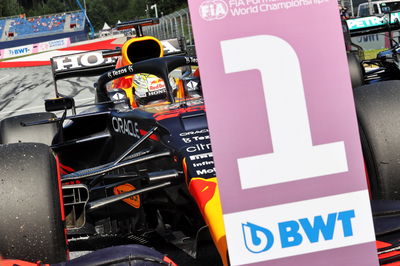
[0,20,5,40]
[0,10,87,50]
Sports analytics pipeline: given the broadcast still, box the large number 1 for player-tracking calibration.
[221,35,348,189]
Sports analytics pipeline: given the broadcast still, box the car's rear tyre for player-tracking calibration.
[0,143,67,263]
[347,52,364,89]
[0,112,57,145]
[354,80,400,200]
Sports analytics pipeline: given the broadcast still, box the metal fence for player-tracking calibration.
[143,8,194,46]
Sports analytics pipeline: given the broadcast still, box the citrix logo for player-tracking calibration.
[242,210,355,253]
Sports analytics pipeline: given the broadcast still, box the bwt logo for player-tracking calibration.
[242,210,355,253]
[10,47,30,55]
[199,0,228,21]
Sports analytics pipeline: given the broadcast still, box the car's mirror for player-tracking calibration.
[168,65,202,100]
[382,6,391,13]
[45,97,75,112]
[107,89,131,109]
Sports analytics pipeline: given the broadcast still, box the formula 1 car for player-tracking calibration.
[2,17,400,266]
[0,18,224,265]
[345,9,400,85]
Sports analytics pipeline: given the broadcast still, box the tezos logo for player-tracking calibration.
[242,210,355,253]
[199,0,228,21]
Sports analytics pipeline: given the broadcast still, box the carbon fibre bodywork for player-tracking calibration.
[51,55,224,264]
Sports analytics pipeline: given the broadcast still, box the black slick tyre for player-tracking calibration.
[354,80,400,200]
[0,143,67,263]
[347,52,364,89]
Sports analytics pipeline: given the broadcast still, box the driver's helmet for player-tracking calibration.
[132,74,176,106]
[111,36,165,107]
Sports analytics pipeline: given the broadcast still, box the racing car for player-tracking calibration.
[0,18,224,265]
[2,17,400,266]
[345,9,400,85]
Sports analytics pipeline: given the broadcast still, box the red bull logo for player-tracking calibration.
[148,78,165,91]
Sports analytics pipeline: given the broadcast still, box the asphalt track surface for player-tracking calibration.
[0,65,97,120]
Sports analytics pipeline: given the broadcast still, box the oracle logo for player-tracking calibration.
[199,0,228,21]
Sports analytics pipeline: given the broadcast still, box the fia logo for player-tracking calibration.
[199,0,229,21]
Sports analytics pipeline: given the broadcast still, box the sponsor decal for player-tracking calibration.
[185,57,199,64]
[148,78,166,91]
[189,152,213,161]
[38,42,49,52]
[113,183,141,208]
[112,92,126,100]
[53,51,116,72]
[0,38,71,59]
[224,191,375,264]
[351,34,386,51]
[3,45,33,58]
[347,12,400,31]
[107,67,129,79]
[186,80,199,91]
[148,88,167,96]
[48,39,66,48]
[193,160,214,167]
[196,167,216,176]
[182,137,192,144]
[242,210,355,253]
[182,132,211,143]
[186,143,212,153]
[179,129,209,136]
[356,34,381,43]
[111,117,140,138]
[10,47,30,55]
[192,135,210,141]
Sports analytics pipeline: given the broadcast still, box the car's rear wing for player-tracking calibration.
[346,12,400,37]
[50,38,186,97]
